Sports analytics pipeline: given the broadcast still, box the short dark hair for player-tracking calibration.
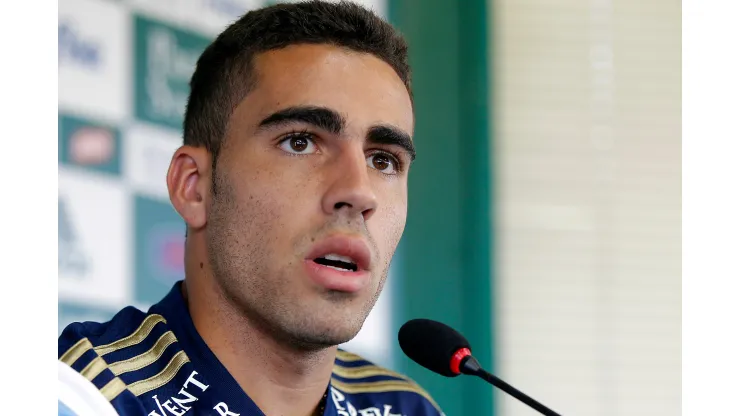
[183,0,412,166]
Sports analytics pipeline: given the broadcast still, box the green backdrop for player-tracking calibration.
[388,0,496,415]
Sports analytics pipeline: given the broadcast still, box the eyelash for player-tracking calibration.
[277,131,406,174]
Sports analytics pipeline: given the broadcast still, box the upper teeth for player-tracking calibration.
[323,253,355,264]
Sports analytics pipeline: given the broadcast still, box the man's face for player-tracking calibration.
[206,44,414,347]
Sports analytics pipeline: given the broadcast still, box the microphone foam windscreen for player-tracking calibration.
[397,318,471,377]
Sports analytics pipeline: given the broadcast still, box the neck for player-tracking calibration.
[183,242,334,416]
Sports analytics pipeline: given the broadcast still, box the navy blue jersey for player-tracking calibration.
[58,282,444,416]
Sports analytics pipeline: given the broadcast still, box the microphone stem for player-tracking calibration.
[474,369,561,416]
[461,356,561,416]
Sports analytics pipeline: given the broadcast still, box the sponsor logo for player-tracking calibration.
[143,369,412,416]
[147,223,186,284]
[58,0,129,121]
[331,387,405,416]
[134,15,210,129]
[124,125,181,199]
[59,114,121,175]
[135,195,185,305]
[147,370,241,416]
[69,126,115,165]
[58,197,89,277]
[58,171,130,306]
[58,21,101,68]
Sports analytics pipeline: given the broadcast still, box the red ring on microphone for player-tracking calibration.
[449,347,472,374]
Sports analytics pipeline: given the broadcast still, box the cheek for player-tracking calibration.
[229,166,323,239]
[371,199,408,258]
[235,185,292,232]
[216,167,285,232]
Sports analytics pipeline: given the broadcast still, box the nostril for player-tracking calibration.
[334,201,352,210]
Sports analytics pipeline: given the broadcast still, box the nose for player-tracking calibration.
[321,149,378,221]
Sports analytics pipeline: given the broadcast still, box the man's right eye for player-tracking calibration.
[278,133,318,155]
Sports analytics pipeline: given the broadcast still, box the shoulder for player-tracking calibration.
[59,306,167,358]
[58,306,174,413]
[331,349,445,416]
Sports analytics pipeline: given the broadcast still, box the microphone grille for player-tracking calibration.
[397,318,471,377]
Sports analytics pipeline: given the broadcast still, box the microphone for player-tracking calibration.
[398,319,562,416]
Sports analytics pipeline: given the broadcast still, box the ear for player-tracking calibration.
[166,145,212,230]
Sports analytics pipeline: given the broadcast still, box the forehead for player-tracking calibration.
[242,44,413,134]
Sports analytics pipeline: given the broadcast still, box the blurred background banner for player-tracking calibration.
[58,0,680,415]
[59,0,207,327]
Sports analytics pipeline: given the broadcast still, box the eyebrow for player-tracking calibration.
[257,105,415,161]
[367,125,416,162]
[258,106,345,135]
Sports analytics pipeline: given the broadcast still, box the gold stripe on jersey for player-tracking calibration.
[128,350,190,397]
[100,377,128,401]
[335,350,367,362]
[109,331,178,376]
[94,314,167,356]
[60,337,93,366]
[331,378,442,413]
[80,356,108,381]
[332,364,411,381]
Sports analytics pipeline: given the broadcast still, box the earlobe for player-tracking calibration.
[166,146,212,230]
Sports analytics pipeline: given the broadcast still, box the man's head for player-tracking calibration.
[167,0,414,349]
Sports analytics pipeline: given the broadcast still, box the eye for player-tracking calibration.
[366,152,399,175]
[278,133,318,155]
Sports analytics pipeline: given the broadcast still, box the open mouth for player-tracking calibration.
[312,253,358,272]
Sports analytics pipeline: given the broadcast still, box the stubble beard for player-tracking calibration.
[205,171,390,351]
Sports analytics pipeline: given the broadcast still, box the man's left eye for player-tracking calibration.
[367,153,398,174]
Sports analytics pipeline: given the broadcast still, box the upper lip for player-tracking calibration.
[306,235,372,272]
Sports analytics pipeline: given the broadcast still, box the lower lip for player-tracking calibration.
[303,260,370,293]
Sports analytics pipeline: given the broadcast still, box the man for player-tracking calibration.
[58,1,443,415]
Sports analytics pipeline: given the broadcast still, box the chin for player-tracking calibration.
[287,327,359,349]
[286,311,367,348]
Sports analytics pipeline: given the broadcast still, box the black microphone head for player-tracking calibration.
[398,318,471,377]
